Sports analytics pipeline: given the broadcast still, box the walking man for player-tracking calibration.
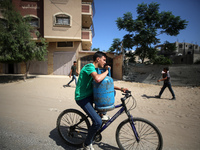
[66,61,79,87]
[156,67,176,100]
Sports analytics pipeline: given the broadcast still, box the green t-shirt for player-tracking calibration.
[75,63,96,100]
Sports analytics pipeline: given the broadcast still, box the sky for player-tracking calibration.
[92,0,200,51]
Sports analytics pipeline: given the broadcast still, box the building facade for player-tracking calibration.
[0,0,95,75]
[155,42,200,64]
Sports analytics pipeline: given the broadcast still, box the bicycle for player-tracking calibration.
[57,91,163,150]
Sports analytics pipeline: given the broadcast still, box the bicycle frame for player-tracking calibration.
[57,92,163,148]
[97,101,140,142]
[99,104,125,132]
[71,96,140,142]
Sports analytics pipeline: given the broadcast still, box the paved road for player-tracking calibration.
[0,76,123,150]
[1,75,200,150]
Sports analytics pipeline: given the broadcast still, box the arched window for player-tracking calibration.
[24,15,40,28]
[53,13,72,27]
[0,18,7,28]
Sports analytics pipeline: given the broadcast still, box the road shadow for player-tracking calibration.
[63,85,76,88]
[95,142,119,150]
[0,75,36,84]
[142,94,174,101]
[142,94,157,99]
[49,128,119,150]
[49,128,80,150]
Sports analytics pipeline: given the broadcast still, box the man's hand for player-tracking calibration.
[157,80,160,82]
[105,65,111,70]
[69,75,71,78]
[121,88,128,93]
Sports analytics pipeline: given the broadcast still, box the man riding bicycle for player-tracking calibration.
[75,51,128,150]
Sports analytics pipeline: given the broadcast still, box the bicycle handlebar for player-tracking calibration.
[125,90,131,94]
[121,90,132,101]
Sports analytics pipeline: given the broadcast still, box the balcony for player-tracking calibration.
[82,29,92,50]
[82,3,93,28]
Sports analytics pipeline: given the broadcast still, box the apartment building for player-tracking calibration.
[0,0,95,75]
[156,41,200,64]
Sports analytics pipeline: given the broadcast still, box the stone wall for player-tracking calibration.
[123,63,200,86]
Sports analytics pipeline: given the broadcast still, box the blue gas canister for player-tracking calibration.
[93,68,115,112]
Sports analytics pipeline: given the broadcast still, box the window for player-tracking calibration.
[57,42,73,47]
[189,45,193,49]
[24,15,40,28]
[54,13,71,27]
[0,18,7,28]
[179,44,182,48]
[56,16,70,25]
[30,17,39,28]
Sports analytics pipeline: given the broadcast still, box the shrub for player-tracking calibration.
[151,55,172,65]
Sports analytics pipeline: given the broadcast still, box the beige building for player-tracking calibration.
[0,0,123,79]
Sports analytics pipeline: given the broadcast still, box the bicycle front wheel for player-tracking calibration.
[57,109,90,147]
[116,118,163,150]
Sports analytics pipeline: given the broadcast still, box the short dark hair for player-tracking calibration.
[164,67,169,71]
[93,51,107,61]
[73,61,77,63]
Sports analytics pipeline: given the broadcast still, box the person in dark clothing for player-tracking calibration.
[156,67,176,100]
[66,61,79,87]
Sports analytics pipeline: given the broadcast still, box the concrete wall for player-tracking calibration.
[124,64,200,86]
[194,54,200,63]
[43,0,81,40]
[113,55,123,80]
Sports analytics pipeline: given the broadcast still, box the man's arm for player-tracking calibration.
[91,69,109,83]
[69,69,72,78]
[76,69,79,76]
[157,76,167,82]
[114,86,128,93]
[91,65,111,83]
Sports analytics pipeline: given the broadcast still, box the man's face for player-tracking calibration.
[97,56,106,68]
[74,63,77,66]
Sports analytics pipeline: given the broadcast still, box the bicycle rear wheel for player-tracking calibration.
[57,109,90,147]
[116,118,163,150]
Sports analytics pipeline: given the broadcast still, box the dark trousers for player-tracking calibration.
[67,75,77,85]
[76,95,102,146]
[159,82,175,98]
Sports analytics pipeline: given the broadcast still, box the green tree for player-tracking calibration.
[0,1,48,79]
[116,2,188,63]
[162,41,177,56]
[153,41,177,64]
[92,48,100,51]
[151,55,172,65]
[108,38,123,53]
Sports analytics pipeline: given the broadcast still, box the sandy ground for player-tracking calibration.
[0,76,200,150]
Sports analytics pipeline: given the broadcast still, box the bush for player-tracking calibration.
[151,55,172,65]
